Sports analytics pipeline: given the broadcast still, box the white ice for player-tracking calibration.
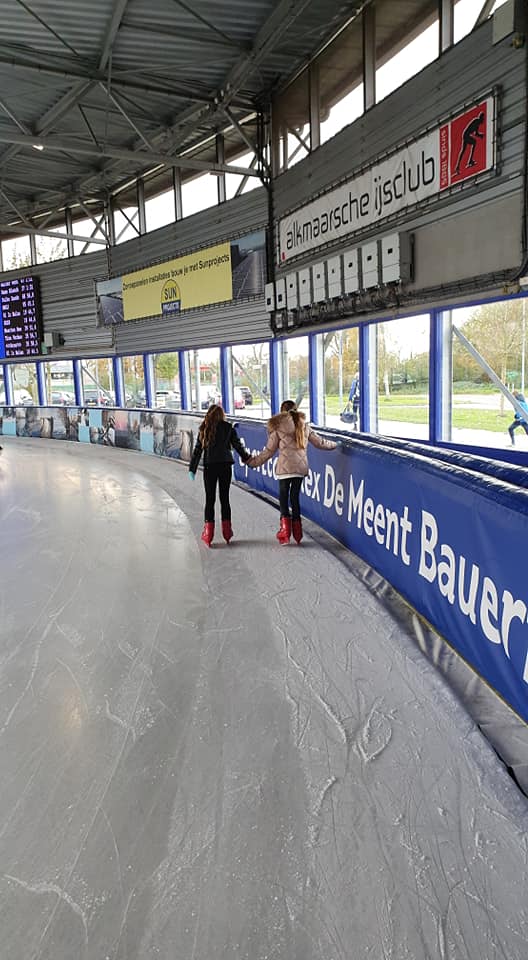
[0,438,527,959]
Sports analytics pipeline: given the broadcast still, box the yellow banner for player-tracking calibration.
[122,242,232,321]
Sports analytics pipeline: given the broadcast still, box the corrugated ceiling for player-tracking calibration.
[0,0,457,235]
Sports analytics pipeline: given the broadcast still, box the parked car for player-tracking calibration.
[233,387,246,410]
[239,386,253,405]
[51,390,75,405]
[127,390,146,407]
[155,389,180,408]
[83,389,112,406]
[0,388,33,405]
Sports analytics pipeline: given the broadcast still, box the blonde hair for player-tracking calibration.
[199,403,225,447]
[280,399,307,449]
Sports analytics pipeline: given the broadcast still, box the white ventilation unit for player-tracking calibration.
[43,331,62,348]
[342,249,360,294]
[380,233,413,283]
[275,278,286,310]
[361,241,380,289]
[327,255,343,298]
[264,282,275,311]
[297,268,312,307]
[286,273,298,309]
[312,262,327,302]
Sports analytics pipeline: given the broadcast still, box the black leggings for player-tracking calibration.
[279,477,303,520]
[203,463,232,523]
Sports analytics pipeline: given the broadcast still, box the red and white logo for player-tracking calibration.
[440,100,493,189]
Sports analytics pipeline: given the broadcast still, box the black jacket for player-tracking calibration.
[189,419,250,474]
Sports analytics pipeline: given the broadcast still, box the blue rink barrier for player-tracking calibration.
[2,404,528,728]
[234,420,528,727]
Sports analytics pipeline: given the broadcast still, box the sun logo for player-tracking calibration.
[161,279,181,315]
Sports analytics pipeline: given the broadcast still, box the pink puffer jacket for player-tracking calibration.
[249,411,337,477]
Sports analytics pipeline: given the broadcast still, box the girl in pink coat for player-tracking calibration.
[248,400,339,544]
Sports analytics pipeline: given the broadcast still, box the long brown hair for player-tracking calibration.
[199,403,225,447]
[280,400,306,448]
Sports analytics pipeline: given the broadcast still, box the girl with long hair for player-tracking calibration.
[189,404,251,546]
[248,400,339,544]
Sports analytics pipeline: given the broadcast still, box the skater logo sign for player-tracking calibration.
[279,95,495,263]
[440,101,492,188]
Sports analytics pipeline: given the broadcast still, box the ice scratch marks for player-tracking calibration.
[104,695,136,743]
[3,874,88,944]
[281,629,347,747]
[309,776,339,844]
[355,699,393,764]
[56,658,89,716]
[0,632,45,739]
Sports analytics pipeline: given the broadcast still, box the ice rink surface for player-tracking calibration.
[1,438,527,959]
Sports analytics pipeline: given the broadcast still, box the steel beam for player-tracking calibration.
[363,3,376,111]
[453,324,528,419]
[0,221,107,244]
[309,63,321,151]
[0,130,261,177]
[439,0,454,52]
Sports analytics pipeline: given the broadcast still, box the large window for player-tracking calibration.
[181,175,218,219]
[451,298,528,450]
[321,327,360,429]
[280,336,310,414]
[11,362,38,404]
[80,359,115,406]
[43,360,75,405]
[152,353,181,409]
[122,356,146,407]
[376,315,430,439]
[231,342,271,419]
[186,348,221,411]
[146,188,175,232]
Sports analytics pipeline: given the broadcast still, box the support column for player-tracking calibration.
[73,359,83,404]
[216,134,226,204]
[113,356,125,407]
[363,4,376,112]
[220,346,233,414]
[29,232,37,266]
[5,365,14,406]
[271,104,282,178]
[137,178,147,235]
[439,0,454,53]
[269,339,282,415]
[173,169,183,221]
[308,333,324,424]
[65,208,75,258]
[430,309,452,442]
[359,322,376,433]
[281,125,289,171]
[105,198,116,247]
[178,351,190,410]
[36,360,46,404]
[309,63,321,152]
[143,353,154,408]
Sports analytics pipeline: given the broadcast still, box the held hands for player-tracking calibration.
[188,471,195,480]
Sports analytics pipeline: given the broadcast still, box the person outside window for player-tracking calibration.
[507,390,528,446]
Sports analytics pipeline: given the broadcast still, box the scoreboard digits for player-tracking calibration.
[0,276,43,359]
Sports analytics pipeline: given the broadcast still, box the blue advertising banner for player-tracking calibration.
[234,420,528,726]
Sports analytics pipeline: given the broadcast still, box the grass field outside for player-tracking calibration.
[325,392,516,433]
